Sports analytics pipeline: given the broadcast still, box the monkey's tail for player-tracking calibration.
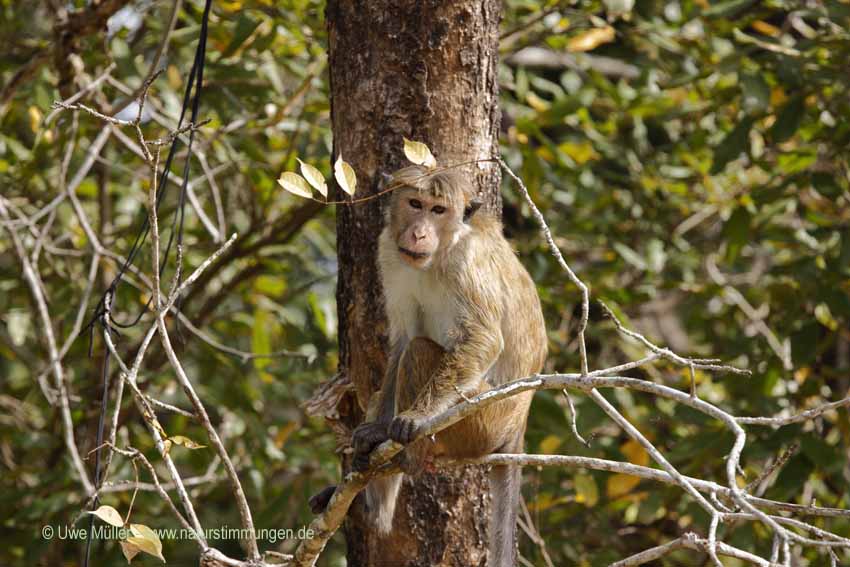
[488,464,520,566]
[365,473,403,534]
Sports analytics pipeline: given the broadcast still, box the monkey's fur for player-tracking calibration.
[311,165,547,566]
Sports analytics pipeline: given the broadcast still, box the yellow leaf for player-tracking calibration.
[559,141,600,165]
[752,20,781,37]
[567,26,615,52]
[167,65,182,89]
[297,158,328,197]
[28,106,42,132]
[334,156,357,196]
[402,138,437,169]
[89,505,124,527]
[621,439,650,466]
[277,172,312,199]
[573,473,599,506]
[770,87,787,108]
[527,492,572,512]
[275,421,298,448]
[538,434,562,455]
[169,435,206,450]
[607,473,641,499]
[130,524,165,562]
[120,540,141,563]
[526,92,549,112]
[126,536,165,562]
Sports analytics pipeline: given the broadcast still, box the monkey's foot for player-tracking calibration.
[352,421,389,471]
[388,414,421,445]
[309,485,336,514]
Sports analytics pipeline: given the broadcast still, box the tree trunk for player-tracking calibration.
[327,1,502,565]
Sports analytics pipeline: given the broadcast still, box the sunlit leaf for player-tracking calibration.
[169,435,207,450]
[573,473,599,506]
[88,505,124,527]
[298,158,328,197]
[751,20,781,37]
[815,303,838,331]
[402,138,437,169]
[613,242,647,271]
[129,524,164,561]
[334,155,357,195]
[621,439,650,466]
[538,434,562,454]
[126,534,165,562]
[567,26,615,52]
[277,172,312,199]
[607,474,641,499]
[28,106,42,132]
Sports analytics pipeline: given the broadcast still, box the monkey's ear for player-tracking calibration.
[463,200,483,223]
[380,172,393,189]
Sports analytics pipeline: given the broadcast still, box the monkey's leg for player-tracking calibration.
[393,337,448,470]
[364,337,445,533]
[389,327,500,445]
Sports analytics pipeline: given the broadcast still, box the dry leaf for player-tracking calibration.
[130,524,165,562]
[297,158,328,197]
[567,26,616,52]
[402,137,437,169]
[120,540,141,563]
[334,156,357,196]
[89,505,124,527]
[277,172,313,199]
[169,435,206,449]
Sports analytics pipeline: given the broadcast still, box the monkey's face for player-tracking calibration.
[391,188,463,270]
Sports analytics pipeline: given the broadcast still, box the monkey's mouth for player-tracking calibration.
[398,247,429,261]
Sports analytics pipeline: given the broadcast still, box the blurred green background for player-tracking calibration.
[1,0,848,565]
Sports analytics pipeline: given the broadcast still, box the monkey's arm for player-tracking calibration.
[389,320,503,444]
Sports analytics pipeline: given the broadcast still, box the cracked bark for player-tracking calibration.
[328,1,502,565]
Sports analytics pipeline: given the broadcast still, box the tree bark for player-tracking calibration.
[327,1,502,565]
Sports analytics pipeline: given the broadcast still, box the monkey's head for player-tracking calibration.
[387,165,483,270]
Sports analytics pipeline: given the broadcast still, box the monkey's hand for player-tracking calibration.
[352,421,389,471]
[388,412,423,445]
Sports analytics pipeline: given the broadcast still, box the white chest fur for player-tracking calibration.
[383,263,457,348]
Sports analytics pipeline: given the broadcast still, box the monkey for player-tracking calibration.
[310,164,547,566]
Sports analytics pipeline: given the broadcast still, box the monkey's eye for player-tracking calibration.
[431,205,446,215]
[409,199,423,209]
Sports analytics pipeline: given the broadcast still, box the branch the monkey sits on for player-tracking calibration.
[311,164,547,566]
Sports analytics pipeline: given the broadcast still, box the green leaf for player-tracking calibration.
[703,0,757,17]
[722,207,752,262]
[740,73,770,113]
[613,242,647,271]
[573,473,599,506]
[711,116,754,174]
[769,96,805,143]
[221,15,262,59]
